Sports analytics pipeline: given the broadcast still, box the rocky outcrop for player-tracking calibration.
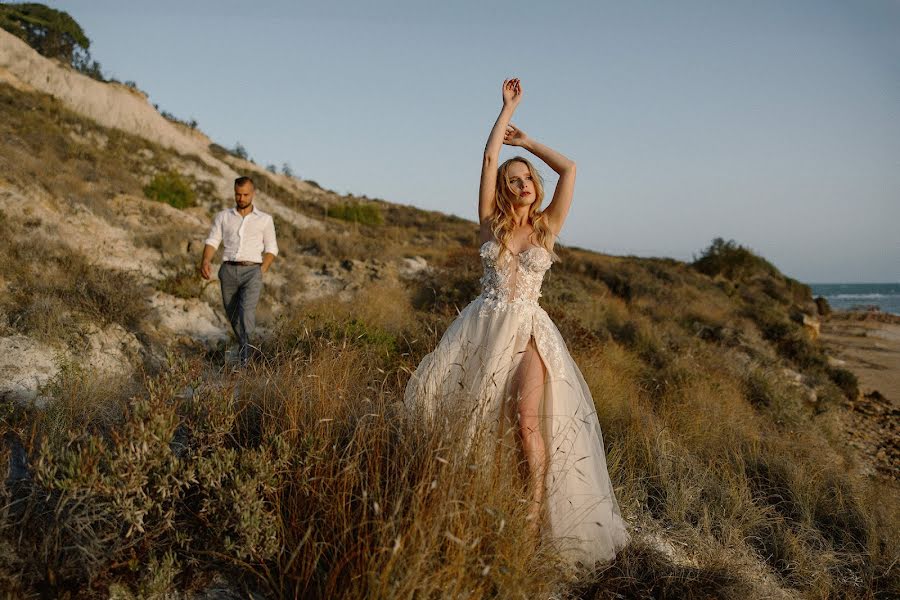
[0,335,59,404]
[149,292,229,344]
[0,28,211,161]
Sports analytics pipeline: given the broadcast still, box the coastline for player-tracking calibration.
[819,309,900,480]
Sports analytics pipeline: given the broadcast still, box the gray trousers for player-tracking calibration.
[219,263,263,364]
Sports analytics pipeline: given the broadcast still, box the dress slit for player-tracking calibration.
[404,239,631,565]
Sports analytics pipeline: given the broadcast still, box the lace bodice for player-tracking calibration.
[478,240,553,309]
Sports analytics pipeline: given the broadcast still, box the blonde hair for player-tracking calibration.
[490,156,557,258]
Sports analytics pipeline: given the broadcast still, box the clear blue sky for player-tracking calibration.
[46,0,900,283]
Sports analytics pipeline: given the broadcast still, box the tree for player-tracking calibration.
[0,3,101,78]
[281,162,294,178]
[232,143,249,160]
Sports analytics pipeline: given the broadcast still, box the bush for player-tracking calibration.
[232,142,249,160]
[143,171,196,209]
[156,267,213,299]
[326,201,383,226]
[693,237,779,281]
[7,370,289,593]
[827,366,859,400]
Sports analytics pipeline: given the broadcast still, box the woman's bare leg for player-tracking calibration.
[513,338,548,533]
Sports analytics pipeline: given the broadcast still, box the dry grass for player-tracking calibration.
[0,213,148,347]
[0,83,219,224]
[1,79,897,598]
[2,273,897,598]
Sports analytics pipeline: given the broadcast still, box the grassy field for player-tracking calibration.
[0,82,897,598]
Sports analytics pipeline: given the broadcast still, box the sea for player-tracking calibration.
[808,283,900,316]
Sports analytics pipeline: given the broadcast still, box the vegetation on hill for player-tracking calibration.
[326,200,385,226]
[691,237,859,399]
[0,207,147,348]
[0,2,102,79]
[143,170,198,209]
[0,64,897,599]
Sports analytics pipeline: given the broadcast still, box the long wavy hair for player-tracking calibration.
[490,156,557,258]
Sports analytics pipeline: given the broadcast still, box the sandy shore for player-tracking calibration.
[820,312,900,401]
[819,311,900,480]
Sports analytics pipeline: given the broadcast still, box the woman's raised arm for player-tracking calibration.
[478,79,522,224]
[503,123,576,234]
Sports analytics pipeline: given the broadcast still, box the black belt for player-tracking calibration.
[225,261,260,266]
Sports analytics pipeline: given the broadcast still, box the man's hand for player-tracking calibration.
[260,252,275,275]
[200,260,212,280]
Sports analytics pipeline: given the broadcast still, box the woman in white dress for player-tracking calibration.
[404,78,630,566]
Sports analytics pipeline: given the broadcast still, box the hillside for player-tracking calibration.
[0,25,897,599]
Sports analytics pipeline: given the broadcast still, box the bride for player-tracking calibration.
[404,78,630,566]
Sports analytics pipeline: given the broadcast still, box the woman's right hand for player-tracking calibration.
[502,78,522,108]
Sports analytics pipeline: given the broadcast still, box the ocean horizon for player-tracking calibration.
[808,283,900,316]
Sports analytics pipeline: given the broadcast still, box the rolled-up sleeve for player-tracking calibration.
[263,215,278,256]
[204,212,224,249]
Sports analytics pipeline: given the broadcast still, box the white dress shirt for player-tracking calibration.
[204,206,278,263]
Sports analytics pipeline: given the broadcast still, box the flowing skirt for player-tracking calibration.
[404,295,631,565]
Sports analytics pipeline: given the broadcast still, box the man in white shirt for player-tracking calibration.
[199,176,278,367]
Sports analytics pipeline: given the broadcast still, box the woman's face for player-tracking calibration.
[505,161,536,207]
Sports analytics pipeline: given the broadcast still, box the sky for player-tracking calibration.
[44,0,900,283]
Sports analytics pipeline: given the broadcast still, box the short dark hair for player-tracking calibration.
[234,176,255,188]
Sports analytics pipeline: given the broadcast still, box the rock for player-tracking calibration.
[805,388,818,404]
[81,324,143,377]
[0,187,165,280]
[149,292,229,344]
[399,256,430,278]
[0,335,59,404]
[815,296,832,317]
[826,356,847,367]
[644,531,698,568]
[802,314,820,340]
[258,194,325,230]
[781,368,803,383]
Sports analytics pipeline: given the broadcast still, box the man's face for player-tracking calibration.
[234,183,255,209]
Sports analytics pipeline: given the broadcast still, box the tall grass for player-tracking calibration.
[3,282,897,598]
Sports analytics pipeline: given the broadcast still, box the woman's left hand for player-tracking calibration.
[503,123,529,147]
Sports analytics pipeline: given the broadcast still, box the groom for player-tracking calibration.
[199,176,278,367]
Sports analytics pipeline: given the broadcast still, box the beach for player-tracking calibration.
[819,311,900,479]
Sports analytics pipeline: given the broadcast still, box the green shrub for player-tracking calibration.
[143,171,196,209]
[827,366,859,400]
[7,362,290,593]
[693,237,779,281]
[326,201,383,225]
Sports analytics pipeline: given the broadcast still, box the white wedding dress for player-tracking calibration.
[404,239,631,565]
